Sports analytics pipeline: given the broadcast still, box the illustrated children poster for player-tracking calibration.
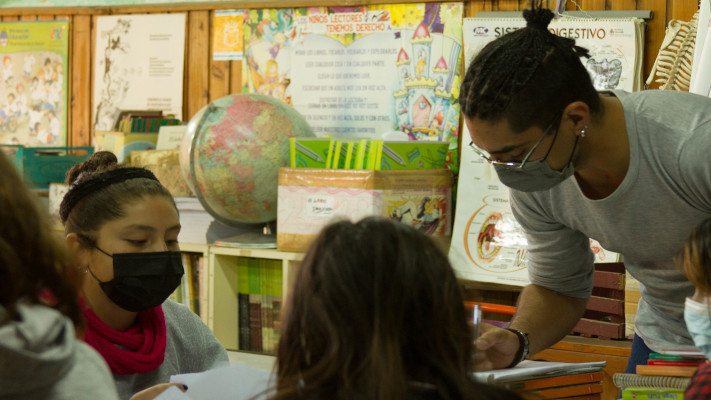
[0,21,68,146]
[448,18,620,286]
[243,4,463,153]
[93,14,185,131]
[213,9,247,61]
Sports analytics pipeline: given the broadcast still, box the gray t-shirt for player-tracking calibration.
[509,89,711,352]
[114,300,229,400]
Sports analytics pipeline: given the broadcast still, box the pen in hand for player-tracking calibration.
[472,304,482,344]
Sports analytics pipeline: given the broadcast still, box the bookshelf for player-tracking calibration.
[207,246,303,351]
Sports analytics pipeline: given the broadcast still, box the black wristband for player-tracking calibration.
[505,328,530,369]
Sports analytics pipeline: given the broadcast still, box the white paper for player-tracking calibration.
[93,14,186,131]
[156,125,188,150]
[472,360,606,384]
[159,362,273,400]
[690,0,710,92]
[690,6,711,97]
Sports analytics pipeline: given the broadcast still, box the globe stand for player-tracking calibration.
[213,223,277,249]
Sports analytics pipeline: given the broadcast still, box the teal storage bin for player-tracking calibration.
[0,145,94,189]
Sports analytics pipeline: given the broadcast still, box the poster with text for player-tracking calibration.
[0,20,68,146]
[243,4,463,170]
[449,19,621,286]
[290,4,463,145]
[462,17,642,92]
[93,14,185,131]
[213,10,247,61]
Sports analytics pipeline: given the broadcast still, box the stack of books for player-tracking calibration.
[474,360,606,400]
[614,350,705,399]
[175,196,214,245]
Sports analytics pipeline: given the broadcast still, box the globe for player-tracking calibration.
[179,93,315,246]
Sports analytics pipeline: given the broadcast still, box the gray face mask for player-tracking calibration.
[493,135,579,193]
[494,157,575,192]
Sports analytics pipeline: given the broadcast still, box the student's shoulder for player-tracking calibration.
[162,299,203,326]
[54,341,119,400]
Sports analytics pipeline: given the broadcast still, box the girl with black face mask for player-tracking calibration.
[61,151,228,400]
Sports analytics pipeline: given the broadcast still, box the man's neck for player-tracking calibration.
[573,94,630,200]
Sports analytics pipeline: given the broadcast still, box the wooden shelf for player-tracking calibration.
[531,335,631,400]
[206,245,303,351]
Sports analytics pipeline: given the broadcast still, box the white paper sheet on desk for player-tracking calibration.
[472,360,606,384]
[155,362,274,400]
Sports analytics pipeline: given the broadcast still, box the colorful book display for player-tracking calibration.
[236,257,283,354]
[613,352,704,399]
[290,137,448,170]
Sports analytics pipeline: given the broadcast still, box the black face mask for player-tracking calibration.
[87,246,184,312]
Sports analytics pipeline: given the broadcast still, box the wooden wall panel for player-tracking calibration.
[638,0,667,86]
[0,0,697,146]
[208,11,230,103]
[71,15,92,147]
[186,10,210,122]
[230,61,242,96]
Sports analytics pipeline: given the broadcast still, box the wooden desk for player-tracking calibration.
[531,336,631,400]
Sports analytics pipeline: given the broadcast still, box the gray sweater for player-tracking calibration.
[113,300,229,400]
[0,303,119,400]
[510,89,711,352]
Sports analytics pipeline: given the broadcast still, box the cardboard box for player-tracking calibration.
[95,130,159,162]
[277,168,453,252]
[128,149,193,197]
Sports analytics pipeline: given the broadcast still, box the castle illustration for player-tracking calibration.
[392,22,461,141]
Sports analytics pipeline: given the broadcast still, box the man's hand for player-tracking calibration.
[473,322,520,371]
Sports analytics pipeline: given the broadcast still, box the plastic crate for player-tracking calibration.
[0,145,94,189]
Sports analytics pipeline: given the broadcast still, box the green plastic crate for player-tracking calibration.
[0,145,94,189]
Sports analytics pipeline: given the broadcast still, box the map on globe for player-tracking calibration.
[180,93,315,228]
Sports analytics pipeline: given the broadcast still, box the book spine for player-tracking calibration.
[532,383,602,399]
[237,258,250,351]
[613,373,691,389]
[503,372,605,390]
[636,365,698,377]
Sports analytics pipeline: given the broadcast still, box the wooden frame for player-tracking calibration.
[0,0,696,146]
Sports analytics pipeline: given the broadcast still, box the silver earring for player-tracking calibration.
[579,125,588,138]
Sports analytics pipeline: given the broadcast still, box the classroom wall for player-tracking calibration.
[0,0,698,147]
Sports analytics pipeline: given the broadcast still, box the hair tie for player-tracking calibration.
[59,167,158,223]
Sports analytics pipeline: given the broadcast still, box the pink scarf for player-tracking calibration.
[82,300,167,375]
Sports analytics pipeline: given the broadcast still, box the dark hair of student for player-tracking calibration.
[0,151,83,329]
[270,217,523,400]
[459,0,600,133]
[677,218,711,294]
[61,151,175,246]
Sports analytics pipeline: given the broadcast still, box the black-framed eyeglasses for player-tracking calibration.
[468,118,559,169]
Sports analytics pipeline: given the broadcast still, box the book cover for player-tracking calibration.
[473,360,606,384]
[502,371,604,390]
[612,373,691,390]
[532,382,603,399]
[343,141,355,170]
[292,138,332,168]
[636,364,698,377]
[621,387,684,400]
[380,141,449,170]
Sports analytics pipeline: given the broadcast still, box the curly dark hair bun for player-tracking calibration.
[65,151,118,185]
[523,1,555,31]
